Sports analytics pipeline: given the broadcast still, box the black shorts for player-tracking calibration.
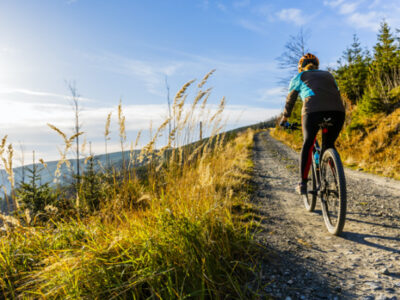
[300,111,345,180]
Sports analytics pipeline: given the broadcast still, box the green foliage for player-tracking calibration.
[361,21,400,114]
[16,163,56,213]
[389,85,400,100]
[334,34,370,104]
[288,98,302,124]
[334,21,400,116]
[373,21,399,73]
[358,85,385,115]
[79,155,104,210]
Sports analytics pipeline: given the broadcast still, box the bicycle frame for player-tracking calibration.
[310,127,332,198]
[281,120,347,235]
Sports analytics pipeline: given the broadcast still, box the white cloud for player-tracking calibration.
[262,87,284,96]
[368,0,382,8]
[324,0,400,32]
[251,4,275,22]
[233,0,251,9]
[323,0,345,8]
[126,47,277,76]
[276,8,307,26]
[256,87,285,104]
[83,52,184,96]
[339,2,360,14]
[324,0,361,15]
[223,105,280,125]
[347,11,380,31]
[237,19,265,33]
[0,88,94,103]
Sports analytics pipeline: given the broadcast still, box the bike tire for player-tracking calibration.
[320,148,347,235]
[303,161,317,212]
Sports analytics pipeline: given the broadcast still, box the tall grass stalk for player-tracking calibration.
[104,112,112,168]
[118,100,127,173]
[0,71,262,298]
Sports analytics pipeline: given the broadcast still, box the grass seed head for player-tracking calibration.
[198,69,216,89]
[105,112,112,140]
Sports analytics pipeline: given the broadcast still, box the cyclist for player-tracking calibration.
[280,53,345,195]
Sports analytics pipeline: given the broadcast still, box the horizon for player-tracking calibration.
[1,0,399,164]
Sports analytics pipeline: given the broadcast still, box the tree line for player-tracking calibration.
[333,21,400,120]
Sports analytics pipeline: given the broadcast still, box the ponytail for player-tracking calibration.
[303,63,318,71]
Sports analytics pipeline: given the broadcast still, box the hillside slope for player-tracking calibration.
[271,107,400,180]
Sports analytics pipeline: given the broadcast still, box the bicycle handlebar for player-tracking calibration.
[280,121,300,130]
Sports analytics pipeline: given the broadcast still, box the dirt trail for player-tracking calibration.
[253,131,400,300]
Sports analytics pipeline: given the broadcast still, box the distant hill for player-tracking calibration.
[0,150,140,201]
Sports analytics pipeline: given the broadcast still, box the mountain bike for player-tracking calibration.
[282,120,347,235]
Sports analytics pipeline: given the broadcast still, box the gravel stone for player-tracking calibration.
[366,282,383,291]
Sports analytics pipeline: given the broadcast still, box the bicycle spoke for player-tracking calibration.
[322,157,340,227]
[320,149,347,235]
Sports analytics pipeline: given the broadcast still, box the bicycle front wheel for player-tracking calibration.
[320,148,347,235]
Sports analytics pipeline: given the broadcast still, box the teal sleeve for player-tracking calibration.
[289,73,301,92]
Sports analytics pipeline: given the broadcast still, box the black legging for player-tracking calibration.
[301,111,345,181]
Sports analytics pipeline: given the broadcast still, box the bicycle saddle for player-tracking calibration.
[318,117,333,128]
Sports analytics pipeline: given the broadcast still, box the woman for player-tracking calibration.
[280,53,345,194]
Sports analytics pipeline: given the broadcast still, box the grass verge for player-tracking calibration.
[1,70,265,299]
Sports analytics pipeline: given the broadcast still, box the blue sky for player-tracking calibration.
[0,0,399,162]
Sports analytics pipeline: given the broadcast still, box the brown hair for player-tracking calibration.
[303,63,318,71]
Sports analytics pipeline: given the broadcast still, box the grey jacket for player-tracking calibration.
[283,70,345,117]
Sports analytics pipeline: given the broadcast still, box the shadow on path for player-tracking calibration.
[341,231,400,254]
[346,215,400,230]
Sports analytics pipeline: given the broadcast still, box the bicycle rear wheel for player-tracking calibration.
[320,148,347,235]
[303,161,317,212]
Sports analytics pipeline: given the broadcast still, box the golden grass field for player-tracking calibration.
[0,73,264,298]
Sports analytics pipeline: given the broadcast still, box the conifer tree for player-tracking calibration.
[80,146,103,211]
[16,152,55,213]
[360,21,400,114]
[335,34,369,103]
[373,21,398,73]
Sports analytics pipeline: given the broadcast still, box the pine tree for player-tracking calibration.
[335,34,369,104]
[16,153,55,213]
[360,21,400,114]
[80,151,103,211]
[373,21,398,73]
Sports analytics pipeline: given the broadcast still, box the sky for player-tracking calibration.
[0,0,399,163]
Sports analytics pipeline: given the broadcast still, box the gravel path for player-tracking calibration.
[252,131,400,300]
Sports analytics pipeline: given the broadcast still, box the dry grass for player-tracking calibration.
[337,108,400,178]
[0,73,263,298]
